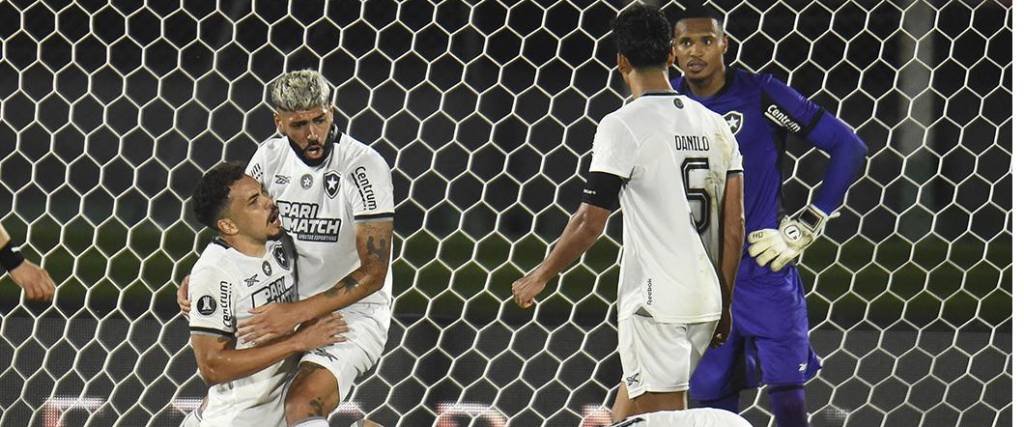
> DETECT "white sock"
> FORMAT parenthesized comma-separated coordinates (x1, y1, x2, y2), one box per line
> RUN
(292, 417, 329, 427)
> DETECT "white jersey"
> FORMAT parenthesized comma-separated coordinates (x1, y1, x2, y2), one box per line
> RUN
(612, 408, 754, 427)
(246, 131, 395, 308)
(590, 93, 741, 323)
(187, 237, 300, 426)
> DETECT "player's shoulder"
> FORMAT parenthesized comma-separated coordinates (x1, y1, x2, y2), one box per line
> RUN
(193, 238, 236, 277)
(255, 135, 291, 154)
(332, 133, 390, 171)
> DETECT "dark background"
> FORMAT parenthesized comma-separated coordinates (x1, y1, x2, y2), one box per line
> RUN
(0, 0, 1011, 426)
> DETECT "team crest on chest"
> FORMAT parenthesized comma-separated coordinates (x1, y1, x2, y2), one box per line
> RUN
(300, 174, 314, 189)
(723, 111, 744, 135)
(272, 243, 290, 270)
(323, 170, 342, 199)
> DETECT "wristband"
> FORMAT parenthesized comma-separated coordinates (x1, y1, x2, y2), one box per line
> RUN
(0, 241, 26, 272)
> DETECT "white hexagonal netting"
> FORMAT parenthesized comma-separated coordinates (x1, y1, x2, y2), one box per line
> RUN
(0, 0, 1010, 426)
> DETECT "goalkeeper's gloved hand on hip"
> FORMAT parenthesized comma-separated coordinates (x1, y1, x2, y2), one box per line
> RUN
(747, 205, 836, 272)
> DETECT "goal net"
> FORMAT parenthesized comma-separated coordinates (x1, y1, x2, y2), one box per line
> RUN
(0, 0, 1010, 426)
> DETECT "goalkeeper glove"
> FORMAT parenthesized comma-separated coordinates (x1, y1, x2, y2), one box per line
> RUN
(747, 205, 836, 272)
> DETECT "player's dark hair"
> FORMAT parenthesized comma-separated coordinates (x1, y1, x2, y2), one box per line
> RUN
(192, 161, 247, 230)
(612, 3, 672, 69)
(676, 2, 725, 33)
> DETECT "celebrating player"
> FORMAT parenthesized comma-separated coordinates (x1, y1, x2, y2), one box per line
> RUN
(179, 70, 395, 427)
(0, 223, 56, 301)
(512, 4, 743, 419)
(670, 4, 868, 426)
(183, 162, 348, 426)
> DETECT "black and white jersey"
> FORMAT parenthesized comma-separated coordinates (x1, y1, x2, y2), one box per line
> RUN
(591, 93, 741, 323)
(247, 132, 394, 307)
(187, 236, 299, 422)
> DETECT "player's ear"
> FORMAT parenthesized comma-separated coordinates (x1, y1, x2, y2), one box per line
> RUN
(616, 53, 630, 75)
(273, 111, 285, 134)
(216, 217, 238, 236)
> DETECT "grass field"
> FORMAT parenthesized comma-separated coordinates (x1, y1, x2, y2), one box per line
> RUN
(1, 212, 1009, 334)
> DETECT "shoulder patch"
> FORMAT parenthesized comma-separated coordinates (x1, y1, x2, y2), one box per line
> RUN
(196, 295, 217, 316)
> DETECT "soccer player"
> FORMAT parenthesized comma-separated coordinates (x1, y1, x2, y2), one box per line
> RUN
(0, 223, 56, 301)
(670, 4, 868, 426)
(610, 407, 753, 427)
(512, 4, 743, 418)
(179, 70, 395, 427)
(185, 162, 348, 426)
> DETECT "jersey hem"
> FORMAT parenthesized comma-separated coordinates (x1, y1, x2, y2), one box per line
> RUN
(190, 326, 234, 337)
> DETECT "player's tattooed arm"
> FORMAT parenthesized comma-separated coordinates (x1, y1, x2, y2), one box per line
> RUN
(306, 220, 393, 314)
(190, 313, 346, 385)
(238, 221, 392, 344)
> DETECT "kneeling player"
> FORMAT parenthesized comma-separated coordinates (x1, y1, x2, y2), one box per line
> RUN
(183, 162, 347, 426)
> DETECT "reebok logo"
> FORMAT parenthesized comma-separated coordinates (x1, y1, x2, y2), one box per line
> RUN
(274, 175, 290, 185)
(626, 373, 640, 386)
(645, 279, 653, 305)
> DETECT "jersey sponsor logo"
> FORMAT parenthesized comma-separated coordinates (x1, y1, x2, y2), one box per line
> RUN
(242, 274, 259, 288)
(248, 163, 263, 180)
(219, 281, 233, 329)
(764, 104, 802, 134)
(723, 111, 744, 134)
(196, 295, 217, 316)
(272, 244, 290, 270)
(274, 174, 291, 185)
(251, 276, 296, 307)
(262, 261, 272, 276)
(278, 201, 342, 242)
(300, 174, 314, 189)
(674, 135, 710, 151)
(324, 170, 342, 199)
(350, 166, 378, 210)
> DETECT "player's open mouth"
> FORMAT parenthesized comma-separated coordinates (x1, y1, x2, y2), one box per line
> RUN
(269, 209, 280, 226)
(686, 60, 707, 73)
(306, 145, 322, 155)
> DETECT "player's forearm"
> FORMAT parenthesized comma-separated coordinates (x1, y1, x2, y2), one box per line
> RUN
(719, 176, 744, 306)
(194, 336, 302, 385)
(807, 113, 868, 213)
(534, 206, 606, 282)
(0, 225, 10, 248)
(299, 264, 387, 320)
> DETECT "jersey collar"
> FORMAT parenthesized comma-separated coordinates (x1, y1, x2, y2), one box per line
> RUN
(287, 123, 341, 168)
(680, 67, 736, 100)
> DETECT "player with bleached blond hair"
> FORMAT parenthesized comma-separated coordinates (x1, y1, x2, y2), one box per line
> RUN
(180, 70, 394, 427)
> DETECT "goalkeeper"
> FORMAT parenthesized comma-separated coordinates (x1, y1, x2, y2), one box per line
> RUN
(670, 4, 867, 426)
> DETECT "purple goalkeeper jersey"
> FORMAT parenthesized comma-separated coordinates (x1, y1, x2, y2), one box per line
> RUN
(671, 68, 867, 281)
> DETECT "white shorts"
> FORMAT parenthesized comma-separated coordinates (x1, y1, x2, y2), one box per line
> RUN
(300, 304, 390, 400)
(618, 315, 716, 399)
(612, 409, 753, 427)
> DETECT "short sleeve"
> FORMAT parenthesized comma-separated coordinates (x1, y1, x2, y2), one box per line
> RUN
(760, 74, 824, 138)
(718, 116, 743, 174)
(344, 151, 395, 222)
(188, 265, 235, 337)
(589, 115, 638, 179)
(246, 144, 269, 188)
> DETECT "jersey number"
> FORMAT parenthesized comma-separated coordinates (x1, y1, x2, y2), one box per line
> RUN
(681, 158, 710, 233)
